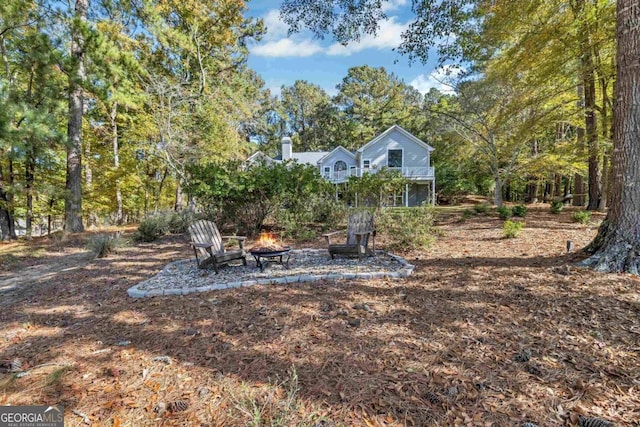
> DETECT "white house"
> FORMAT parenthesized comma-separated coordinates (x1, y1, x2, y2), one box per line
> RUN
(247, 125, 435, 207)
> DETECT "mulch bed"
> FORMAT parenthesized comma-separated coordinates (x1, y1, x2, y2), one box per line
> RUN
(1, 206, 639, 426)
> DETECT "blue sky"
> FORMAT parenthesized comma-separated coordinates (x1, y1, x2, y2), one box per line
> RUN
(245, 0, 455, 97)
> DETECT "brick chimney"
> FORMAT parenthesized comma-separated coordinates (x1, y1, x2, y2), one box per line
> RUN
(281, 136, 292, 160)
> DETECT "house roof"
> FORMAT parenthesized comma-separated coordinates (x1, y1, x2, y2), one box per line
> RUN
(317, 146, 355, 164)
(291, 151, 329, 165)
(246, 151, 275, 163)
(356, 124, 434, 153)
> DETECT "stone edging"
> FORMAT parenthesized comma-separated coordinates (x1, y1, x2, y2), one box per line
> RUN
(127, 249, 415, 298)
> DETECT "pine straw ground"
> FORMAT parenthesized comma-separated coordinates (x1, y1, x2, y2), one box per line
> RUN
(1, 206, 639, 427)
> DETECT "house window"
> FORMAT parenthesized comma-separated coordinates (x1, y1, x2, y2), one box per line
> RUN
(388, 149, 402, 168)
(323, 166, 331, 178)
(363, 159, 371, 170)
(334, 160, 347, 172)
(350, 166, 357, 176)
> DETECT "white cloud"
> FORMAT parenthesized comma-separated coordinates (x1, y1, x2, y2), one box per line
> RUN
(252, 9, 409, 59)
(381, 0, 408, 12)
(326, 17, 408, 56)
(261, 9, 289, 41)
(251, 38, 324, 58)
(410, 65, 464, 95)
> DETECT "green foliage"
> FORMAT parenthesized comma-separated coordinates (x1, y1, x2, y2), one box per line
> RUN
(279, 81, 333, 151)
(187, 161, 332, 236)
(346, 168, 407, 209)
(497, 205, 512, 219)
(134, 210, 194, 242)
(311, 197, 348, 231)
(473, 202, 490, 214)
(134, 216, 166, 242)
(333, 66, 423, 148)
(550, 200, 564, 214)
(503, 220, 524, 238)
(572, 210, 591, 224)
(377, 204, 437, 251)
(87, 233, 128, 258)
(460, 208, 475, 221)
(511, 204, 528, 217)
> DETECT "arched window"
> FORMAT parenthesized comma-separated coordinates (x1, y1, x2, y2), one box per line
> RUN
(334, 160, 347, 172)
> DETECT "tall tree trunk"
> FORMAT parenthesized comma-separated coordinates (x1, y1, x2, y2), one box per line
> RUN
(65, 0, 88, 233)
(154, 167, 168, 212)
(0, 165, 15, 241)
(574, 0, 602, 211)
(493, 176, 503, 207)
(526, 178, 539, 203)
(584, 66, 602, 210)
(574, 87, 587, 207)
(583, 0, 640, 273)
(174, 182, 183, 211)
(25, 144, 35, 239)
(564, 176, 572, 197)
(554, 174, 563, 198)
(111, 102, 123, 224)
(47, 197, 55, 235)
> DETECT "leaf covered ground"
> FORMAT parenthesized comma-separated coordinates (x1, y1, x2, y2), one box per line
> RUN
(1, 206, 639, 426)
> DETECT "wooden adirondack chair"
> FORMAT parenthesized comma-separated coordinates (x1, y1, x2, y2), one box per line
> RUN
(188, 220, 247, 273)
(323, 210, 376, 260)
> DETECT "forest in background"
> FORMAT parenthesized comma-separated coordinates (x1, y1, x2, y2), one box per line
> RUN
(0, 0, 616, 239)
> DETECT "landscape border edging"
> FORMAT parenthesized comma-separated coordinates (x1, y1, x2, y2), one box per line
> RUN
(127, 250, 415, 298)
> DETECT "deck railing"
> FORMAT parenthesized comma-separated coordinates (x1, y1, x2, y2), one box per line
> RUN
(324, 166, 435, 183)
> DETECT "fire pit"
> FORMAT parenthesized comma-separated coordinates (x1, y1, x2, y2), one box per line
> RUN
(249, 233, 291, 272)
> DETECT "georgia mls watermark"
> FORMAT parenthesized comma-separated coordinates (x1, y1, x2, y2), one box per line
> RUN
(0, 405, 64, 427)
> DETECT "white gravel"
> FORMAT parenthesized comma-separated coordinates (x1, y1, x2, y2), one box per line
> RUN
(127, 249, 414, 298)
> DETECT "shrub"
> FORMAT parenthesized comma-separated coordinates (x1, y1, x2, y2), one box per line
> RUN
(460, 208, 475, 221)
(497, 206, 512, 219)
(275, 209, 316, 241)
(377, 204, 437, 251)
(134, 216, 166, 242)
(187, 161, 332, 236)
(165, 210, 194, 234)
(311, 197, 347, 231)
(572, 210, 591, 224)
(87, 233, 127, 258)
(512, 204, 528, 217)
(473, 202, 490, 214)
(134, 210, 195, 242)
(550, 200, 564, 214)
(503, 220, 524, 238)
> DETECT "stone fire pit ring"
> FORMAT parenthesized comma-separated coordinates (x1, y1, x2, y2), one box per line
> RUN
(127, 248, 414, 298)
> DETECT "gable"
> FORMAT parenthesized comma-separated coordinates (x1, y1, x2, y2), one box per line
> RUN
(357, 125, 434, 153)
(318, 146, 356, 166)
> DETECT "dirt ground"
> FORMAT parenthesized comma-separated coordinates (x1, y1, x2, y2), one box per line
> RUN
(1, 206, 639, 426)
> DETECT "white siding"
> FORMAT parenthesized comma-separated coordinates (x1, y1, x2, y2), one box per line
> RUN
(360, 129, 430, 169)
(319, 150, 357, 170)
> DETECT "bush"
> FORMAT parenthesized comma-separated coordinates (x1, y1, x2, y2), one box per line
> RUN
(512, 204, 528, 217)
(377, 204, 437, 251)
(165, 210, 194, 234)
(134, 215, 167, 242)
(275, 209, 316, 241)
(311, 197, 347, 231)
(473, 202, 490, 214)
(87, 233, 127, 258)
(503, 220, 524, 238)
(550, 200, 564, 214)
(187, 161, 332, 236)
(134, 210, 194, 242)
(572, 210, 591, 224)
(460, 208, 475, 221)
(497, 206, 512, 219)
